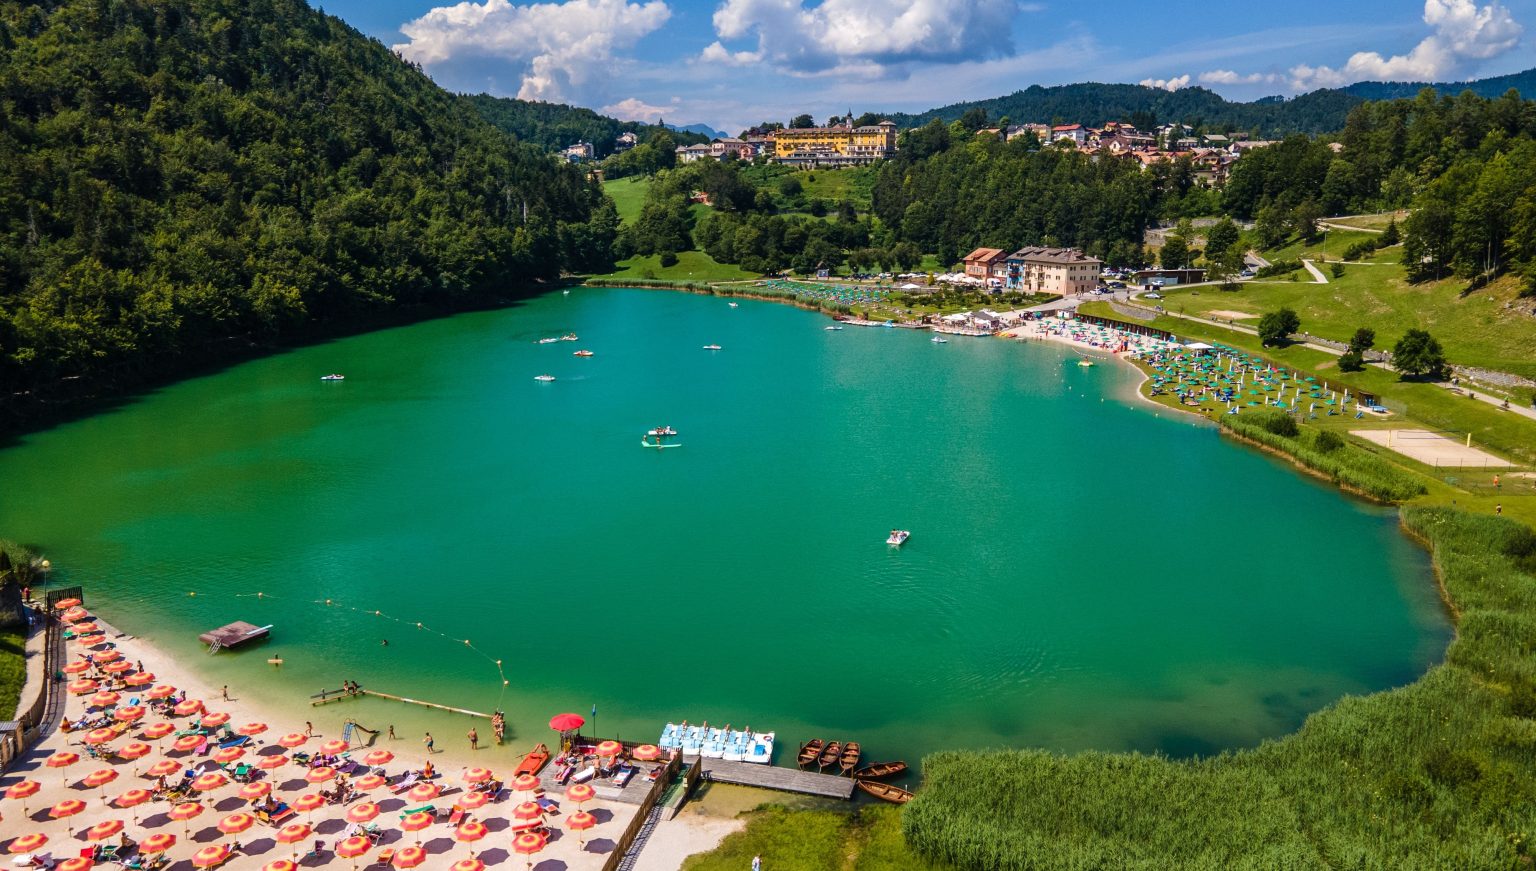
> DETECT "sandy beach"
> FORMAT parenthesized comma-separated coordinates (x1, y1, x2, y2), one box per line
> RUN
(0, 603, 755, 870)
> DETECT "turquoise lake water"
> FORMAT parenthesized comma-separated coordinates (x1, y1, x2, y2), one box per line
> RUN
(0, 287, 1450, 772)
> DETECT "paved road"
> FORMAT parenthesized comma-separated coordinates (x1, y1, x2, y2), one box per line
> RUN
(1301, 259, 1328, 284)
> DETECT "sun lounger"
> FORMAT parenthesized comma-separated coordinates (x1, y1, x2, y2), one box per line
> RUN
(399, 805, 435, 819)
(447, 806, 465, 825)
(218, 735, 250, 749)
(572, 766, 595, 784)
(256, 803, 295, 826)
(610, 766, 635, 788)
(390, 773, 419, 794)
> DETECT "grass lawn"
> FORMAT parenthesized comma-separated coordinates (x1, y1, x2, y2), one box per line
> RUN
(792, 167, 878, 210)
(1262, 228, 1399, 264)
(1326, 210, 1408, 231)
(682, 805, 934, 871)
(0, 627, 26, 718)
(1153, 267, 1536, 380)
(1080, 300, 1536, 469)
(595, 249, 760, 283)
(602, 176, 651, 225)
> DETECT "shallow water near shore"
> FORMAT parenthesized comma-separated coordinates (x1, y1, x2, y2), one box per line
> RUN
(0, 287, 1448, 777)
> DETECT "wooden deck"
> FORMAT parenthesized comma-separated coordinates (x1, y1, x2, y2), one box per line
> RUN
(197, 621, 271, 649)
(698, 757, 856, 800)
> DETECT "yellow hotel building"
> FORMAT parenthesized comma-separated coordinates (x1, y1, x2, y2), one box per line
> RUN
(773, 121, 897, 166)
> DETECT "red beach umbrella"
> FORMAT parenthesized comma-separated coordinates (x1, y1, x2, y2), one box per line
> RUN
(85, 819, 125, 841)
(548, 713, 584, 732)
(173, 699, 204, 717)
(67, 679, 99, 695)
(512, 831, 547, 867)
(145, 685, 177, 701)
(567, 809, 597, 842)
(62, 661, 91, 675)
(169, 801, 204, 829)
(354, 773, 386, 791)
(632, 744, 662, 761)
(7, 833, 47, 854)
(192, 772, 228, 792)
(57, 858, 92, 871)
(511, 800, 543, 822)
(113, 705, 146, 723)
(49, 798, 87, 820)
(450, 861, 484, 871)
(345, 802, 379, 824)
(264, 862, 298, 871)
(89, 691, 121, 708)
(218, 812, 256, 836)
(293, 793, 325, 813)
(82, 768, 118, 796)
(172, 735, 204, 753)
(46, 751, 80, 783)
(101, 661, 133, 675)
(201, 712, 231, 728)
(400, 810, 434, 841)
(319, 739, 348, 755)
(454, 821, 488, 853)
(258, 754, 289, 771)
(139, 833, 176, 854)
(565, 783, 594, 805)
(406, 783, 439, 803)
(461, 767, 492, 785)
(91, 650, 121, 663)
(114, 788, 152, 822)
(212, 746, 244, 765)
(83, 728, 118, 745)
(594, 740, 622, 758)
(238, 782, 271, 801)
(192, 843, 232, 868)
(125, 672, 155, 687)
(511, 773, 540, 793)
(392, 845, 428, 869)
(456, 791, 488, 811)
(54, 598, 82, 610)
(5, 779, 41, 815)
(362, 749, 394, 766)
(141, 721, 175, 741)
(62, 607, 89, 622)
(275, 822, 311, 846)
(304, 766, 335, 784)
(237, 722, 268, 737)
(117, 742, 152, 760)
(277, 733, 307, 749)
(335, 835, 371, 867)
(146, 760, 180, 778)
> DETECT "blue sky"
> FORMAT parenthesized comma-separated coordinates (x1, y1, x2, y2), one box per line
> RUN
(316, 0, 1536, 133)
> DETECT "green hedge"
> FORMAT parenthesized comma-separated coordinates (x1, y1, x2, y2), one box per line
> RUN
(1219, 413, 1427, 502)
(903, 507, 1536, 870)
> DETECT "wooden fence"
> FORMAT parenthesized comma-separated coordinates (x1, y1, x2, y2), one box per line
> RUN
(1, 608, 61, 773)
(602, 752, 683, 871)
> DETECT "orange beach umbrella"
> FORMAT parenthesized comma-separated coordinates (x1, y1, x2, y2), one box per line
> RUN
(145, 686, 177, 701)
(304, 766, 335, 784)
(141, 721, 176, 741)
(192, 844, 231, 868)
(400, 811, 433, 843)
(392, 845, 428, 869)
(218, 812, 256, 836)
(113, 705, 146, 723)
(567, 809, 597, 845)
(192, 772, 228, 792)
(67, 679, 99, 695)
(212, 746, 244, 764)
(54, 598, 82, 610)
(91, 650, 121, 663)
(49, 798, 87, 820)
(82, 728, 118, 745)
(238, 782, 271, 801)
(406, 783, 439, 803)
(512, 831, 548, 867)
(145, 759, 179, 778)
(89, 691, 121, 708)
(345, 802, 379, 824)
(117, 742, 152, 760)
(7, 833, 47, 854)
(594, 740, 622, 758)
(462, 767, 492, 785)
(511, 773, 540, 793)
(173, 699, 204, 717)
(201, 712, 230, 728)
(450, 861, 484, 871)
(101, 661, 133, 675)
(85, 819, 125, 841)
(237, 722, 268, 737)
(62, 661, 90, 675)
(258, 754, 289, 770)
(353, 773, 386, 791)
(361, 749, 393, 767)
(277, 733, 307, 749)
(125, 671, 155, 687)
(456, 791, 488, 810)
(319, 739, 348, 755)
(632, 744, 662, 761)
(264, 862, 298, 871)
(5, 779, 40, 814)
(565, 783, 594, 804)
(57, 858, 92, 871)
(140, 832, 176, 854)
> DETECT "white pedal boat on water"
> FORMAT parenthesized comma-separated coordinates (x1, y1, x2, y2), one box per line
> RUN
(320, 374, 345, 381)
(931, 336, 948, 344)
(646, 426, 677, 437)
(703, 344, 722, 351)
(887, 529, 910, 546)
(534, 374, 556, 382)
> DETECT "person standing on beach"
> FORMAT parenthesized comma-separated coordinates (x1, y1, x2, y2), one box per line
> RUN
(305, 721, 313, 737)
(424, 732, 435, 754)
(468, 727, 478, 751)
(221, 685, 229, 701)
(388, 726, 395, 740)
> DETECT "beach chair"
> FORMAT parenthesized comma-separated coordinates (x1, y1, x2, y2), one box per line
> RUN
(399, 804, 435, 819)
(447, 805, 465, 825)
(389, 772, 419, 794)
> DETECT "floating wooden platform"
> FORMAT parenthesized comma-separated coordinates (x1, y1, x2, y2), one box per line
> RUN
(198, 621, 271, 650)
(307, 688, 489, 718)
(698, 757, 856, 800)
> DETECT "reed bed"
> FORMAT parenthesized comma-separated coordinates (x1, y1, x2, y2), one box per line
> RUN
(903, 507, 1536, 869)
(1219, 412, 1428, 502)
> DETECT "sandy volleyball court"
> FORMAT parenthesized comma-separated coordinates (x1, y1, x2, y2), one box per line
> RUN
(1351, 429, 1513, 468)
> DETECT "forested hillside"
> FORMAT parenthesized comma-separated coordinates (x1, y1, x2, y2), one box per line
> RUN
(887, 83, 1365, 136)
(1343, 66, 1536, 101)
(463, 93, 705, 156)
(0, 0, 610, 428)
(1220, 89, 1536, 289)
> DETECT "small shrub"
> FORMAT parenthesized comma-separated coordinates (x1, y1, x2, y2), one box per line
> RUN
(658, 251, 679, 268)
(1314, 430, 1345, 452)
(1339, 350, 1365, 371)
(1330, 262, 1346, 278)
(1260, 413, 1299, 437)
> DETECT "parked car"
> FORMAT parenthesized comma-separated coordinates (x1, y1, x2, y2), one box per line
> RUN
(1144, 292, 1162, 299)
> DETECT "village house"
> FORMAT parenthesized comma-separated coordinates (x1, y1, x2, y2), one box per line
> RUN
(562, 141, 594, 163)
(710, 137, 756, 160)
(675, 143, 712, 163)
(615, 132, 638, 151)
(1051, 124, 1087, 145)
(962, 247, 1008, 281)
(774, 119, 898, 167)
(1005, 246, 1102, 295)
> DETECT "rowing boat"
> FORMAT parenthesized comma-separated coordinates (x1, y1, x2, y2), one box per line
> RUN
(853, 761, 907, 780)
(514, 742, 549, 777)
(796, 739, 824, 769)
(817, 741, 841, 771)
(856, 779, 912, 803)
(839, 742, 861, 775)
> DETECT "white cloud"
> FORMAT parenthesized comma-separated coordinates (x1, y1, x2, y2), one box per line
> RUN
(703, 0, 1021, 74)
(599, 97, 677, 122)
(1199, 69, 1282, 86)
(394, 0, 671, 102)
(1289, 0, 1522, 89)
(1139, 74, 1191, 91)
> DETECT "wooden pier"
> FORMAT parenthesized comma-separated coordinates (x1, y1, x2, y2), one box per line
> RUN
(308, 688, 490, 719)
(698, 757, 856, 800)
(198, 621, 271, 652)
